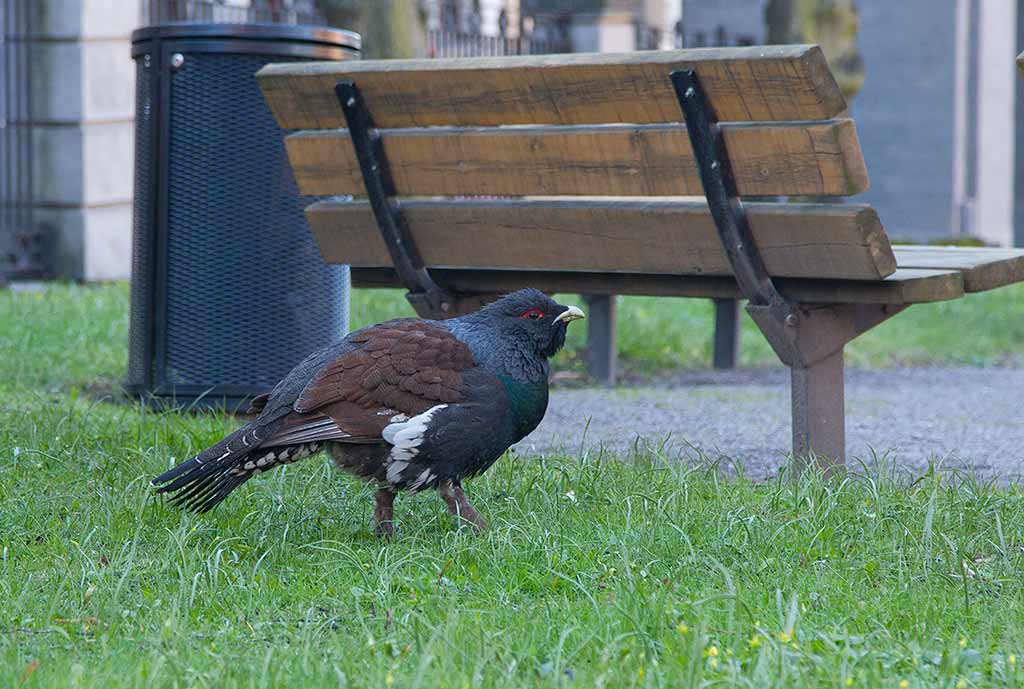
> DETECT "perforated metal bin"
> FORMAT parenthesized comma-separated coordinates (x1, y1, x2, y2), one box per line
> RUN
(127, 23, 360, 410)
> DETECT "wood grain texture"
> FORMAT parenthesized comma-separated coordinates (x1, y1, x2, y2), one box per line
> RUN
(257, 45, 847, 129)
(894, 246, 1024, 292)
(350, 267, 964, 305)
(286, 120, 868, 198)
(305, 198, 896, 280)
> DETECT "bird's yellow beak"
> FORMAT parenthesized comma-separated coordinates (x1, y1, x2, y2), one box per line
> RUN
(554, 305, 585, 325)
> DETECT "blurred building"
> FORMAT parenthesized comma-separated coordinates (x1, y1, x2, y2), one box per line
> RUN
(0, 0, 321, 283)
(422, 0, 682, 53)
(683, 0, 1021, 246)
(5, 0, 1024, 283)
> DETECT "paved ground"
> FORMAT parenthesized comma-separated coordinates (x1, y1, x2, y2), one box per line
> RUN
(519, 367, 1024, 481)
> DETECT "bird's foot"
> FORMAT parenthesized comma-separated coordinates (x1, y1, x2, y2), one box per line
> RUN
(373, 488, 397, 539)
(439, 480, 487, 534)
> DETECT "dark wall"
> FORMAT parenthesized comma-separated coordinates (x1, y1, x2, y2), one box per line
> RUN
(853, 0, 956, 241)
(683, 0, 958, 242)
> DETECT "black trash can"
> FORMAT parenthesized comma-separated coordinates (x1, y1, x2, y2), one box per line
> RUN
(127, 23, 360, 410)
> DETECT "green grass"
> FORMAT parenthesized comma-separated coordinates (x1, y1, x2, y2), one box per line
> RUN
(4, 282, 1024, 687)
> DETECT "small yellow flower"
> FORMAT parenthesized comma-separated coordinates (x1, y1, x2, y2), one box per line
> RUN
(899, 680, 908, 689)
(385, 672, 394, 687)
(707, 646, 719, 657)
(709, 658, 718, 670)
(638, 667, 645, 679)
(749, 635, 761, 649)
(1011, 654, 1018, 666)
(956, 680, 967, 689)
(959, 637, 967, 648)
(676, 623, 689, 634)
(777, 631, 791, 643)
(845, 678, 853, 687)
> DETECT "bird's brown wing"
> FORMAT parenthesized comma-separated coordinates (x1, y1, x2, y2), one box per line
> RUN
(261, 320, 475, 447)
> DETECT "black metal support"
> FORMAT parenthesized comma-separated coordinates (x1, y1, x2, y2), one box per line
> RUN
(671, 69, 805, 366)
(672, 67, 870, 472)
(335, 81, 453, 317)
(671, 70, 789, 309)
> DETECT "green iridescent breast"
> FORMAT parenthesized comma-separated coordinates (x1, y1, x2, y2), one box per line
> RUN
(499, 375, 550, 440)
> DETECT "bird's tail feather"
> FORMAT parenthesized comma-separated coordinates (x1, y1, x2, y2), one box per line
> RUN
(152, 424, 265, 513)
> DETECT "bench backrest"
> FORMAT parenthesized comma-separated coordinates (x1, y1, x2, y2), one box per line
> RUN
(257, 46, 896, 282)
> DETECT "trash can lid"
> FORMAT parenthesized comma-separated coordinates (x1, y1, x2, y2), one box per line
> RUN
(132, 22, 360, 52)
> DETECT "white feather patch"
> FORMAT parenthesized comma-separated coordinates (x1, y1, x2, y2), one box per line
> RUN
(410, 468, 434, 490)
(381, 405, 447, 481)
(386, 460, 409, 483)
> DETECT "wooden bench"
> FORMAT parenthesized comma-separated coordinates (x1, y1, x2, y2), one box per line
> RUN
(256, 46, 1024, 472)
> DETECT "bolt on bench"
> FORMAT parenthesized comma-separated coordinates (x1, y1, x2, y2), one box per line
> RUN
(257, 46, 1024, 471)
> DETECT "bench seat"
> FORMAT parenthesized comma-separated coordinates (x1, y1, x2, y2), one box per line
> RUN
(893, 246, 1024, 292)
(350, 246, 1024, 306)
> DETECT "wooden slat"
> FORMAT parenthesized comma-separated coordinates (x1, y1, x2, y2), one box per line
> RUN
(306, 198, 896, 280)
(257, 45, 847, 129)
(350, 268, 964, 305)
(287, 120, 868, 198)
(894, 245, 1024, 292)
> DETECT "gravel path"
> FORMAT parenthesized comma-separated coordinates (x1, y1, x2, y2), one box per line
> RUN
(518, 367, 1024, 480)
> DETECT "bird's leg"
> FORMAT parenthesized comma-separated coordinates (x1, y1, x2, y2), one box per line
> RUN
(373, 488, 396, 537)
(438, 480, 487, 533)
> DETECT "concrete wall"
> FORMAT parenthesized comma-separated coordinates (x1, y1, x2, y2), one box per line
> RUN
(32, 0, 136, 280)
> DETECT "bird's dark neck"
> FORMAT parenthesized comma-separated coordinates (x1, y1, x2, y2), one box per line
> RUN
(445, 316, 550, 439)
(445, 317, 549, 383)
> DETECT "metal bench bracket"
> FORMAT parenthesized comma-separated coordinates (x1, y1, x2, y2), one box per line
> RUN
(335, 81, 453, 317)
(671, 69, 807, 365)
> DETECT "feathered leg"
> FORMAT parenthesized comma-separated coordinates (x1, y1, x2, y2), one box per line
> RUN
(438, 480, 486, 533)
(373, 488, 396, 537)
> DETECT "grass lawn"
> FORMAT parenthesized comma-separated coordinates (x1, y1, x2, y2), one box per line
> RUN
(3, 282, 1024, 687)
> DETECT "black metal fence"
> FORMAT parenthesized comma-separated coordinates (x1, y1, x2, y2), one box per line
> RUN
(0, 0, 41, 281)
(143, 0, 325, 26)
(427, 30, 564, 58)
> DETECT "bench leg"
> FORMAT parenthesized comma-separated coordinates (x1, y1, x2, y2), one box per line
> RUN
(790, 348, 845, 474)
(747, 303, 906, 476)
(583, 294, 616, 384)
(712, 298, 741, 369)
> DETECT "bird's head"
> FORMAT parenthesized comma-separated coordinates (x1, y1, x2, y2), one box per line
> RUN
(475, 288, 585, 359)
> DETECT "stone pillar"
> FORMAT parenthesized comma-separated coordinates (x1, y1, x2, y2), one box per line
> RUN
(975, 0, 1017, 247)
(568, 12, 638, 53)
(31, 0, 137, 280)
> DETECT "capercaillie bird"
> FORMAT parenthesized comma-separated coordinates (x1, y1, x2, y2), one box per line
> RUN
(151, 289, 584, 534)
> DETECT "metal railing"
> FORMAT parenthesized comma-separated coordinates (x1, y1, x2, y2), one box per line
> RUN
(0, 0, 40, 281)
(143, 0, 325, 26)
(427, 30, 565, 58)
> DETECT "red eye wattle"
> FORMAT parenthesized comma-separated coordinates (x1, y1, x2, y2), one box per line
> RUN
(521, 308, 545, 320)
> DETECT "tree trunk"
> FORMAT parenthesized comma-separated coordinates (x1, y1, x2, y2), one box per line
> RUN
(765, 0, 864, 100)
(319, 0, 427, 59)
